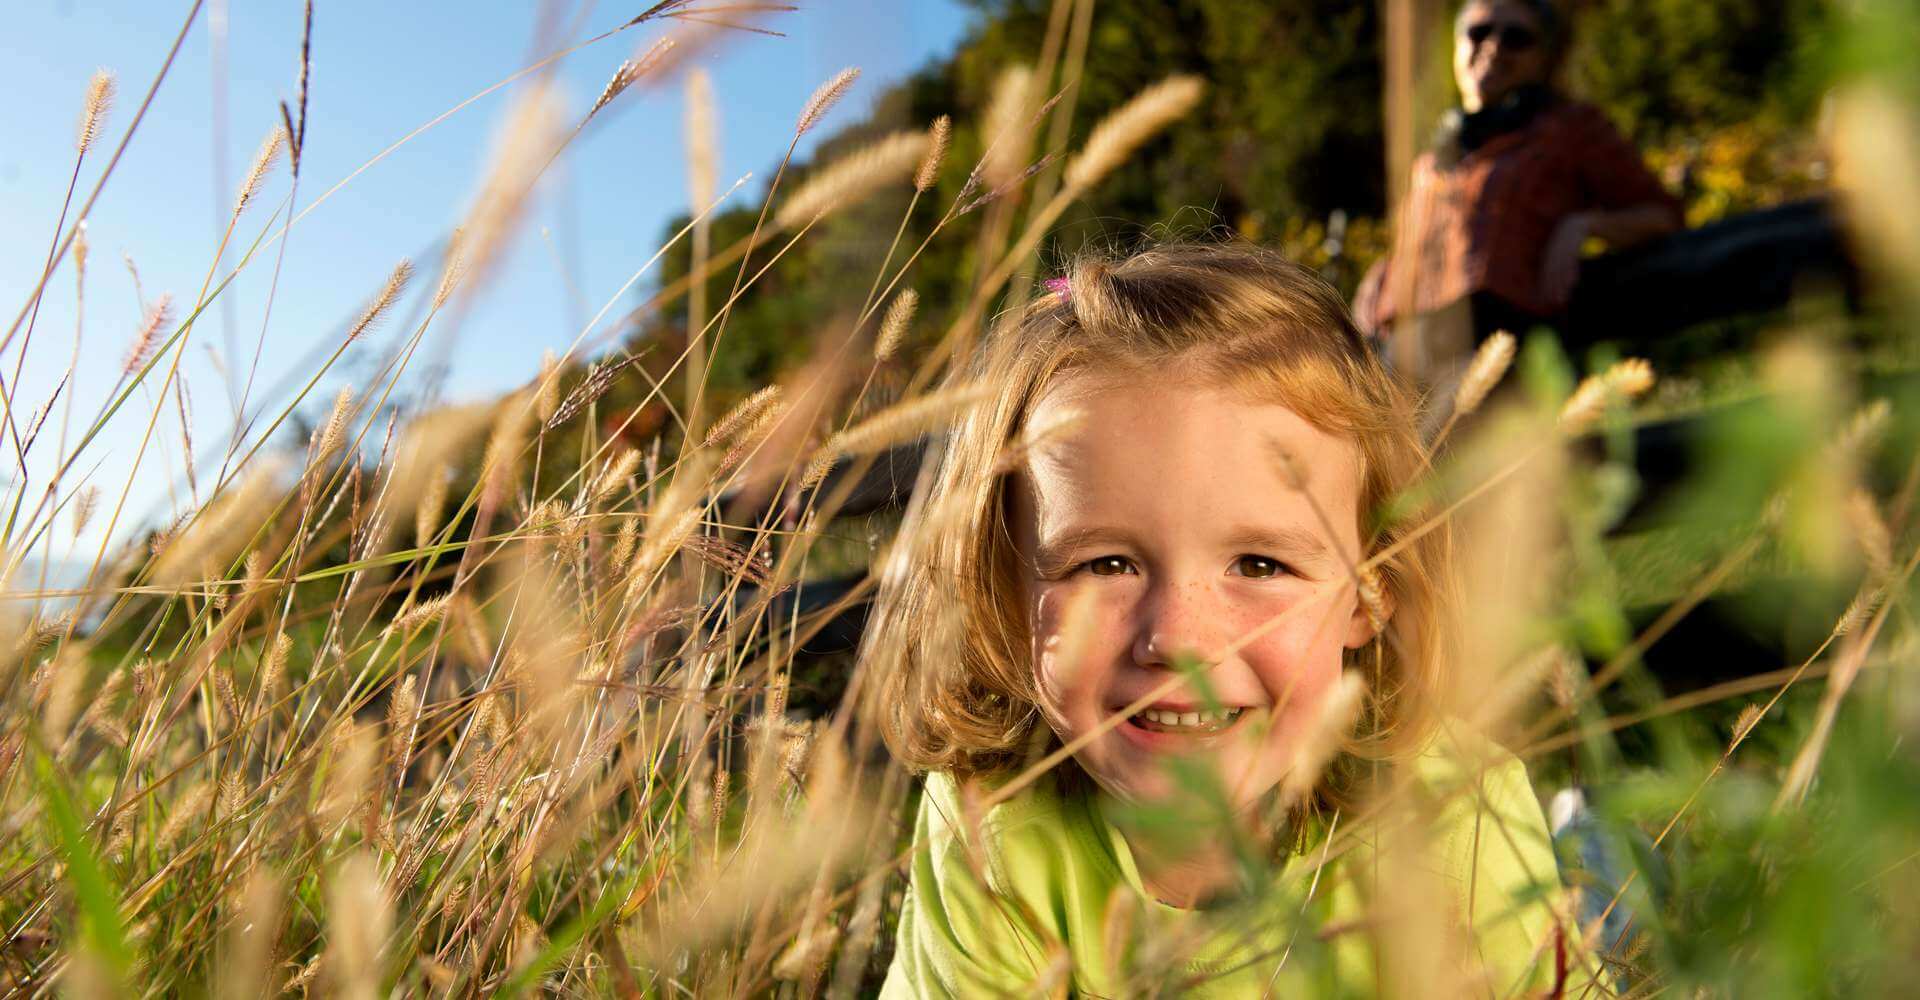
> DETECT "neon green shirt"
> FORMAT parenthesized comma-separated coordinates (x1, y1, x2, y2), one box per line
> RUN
(882, 729, 1585, 997)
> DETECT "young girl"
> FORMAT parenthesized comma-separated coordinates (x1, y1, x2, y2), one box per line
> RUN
(866, 243, 1583, 997)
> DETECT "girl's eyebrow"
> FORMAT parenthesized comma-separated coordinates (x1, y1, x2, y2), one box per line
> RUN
(1031, 525, 1138, 569)
(1222, 525, 1331, 560)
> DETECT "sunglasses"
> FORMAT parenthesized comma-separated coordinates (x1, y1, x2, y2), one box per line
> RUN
(1462, 21, 1539, 50)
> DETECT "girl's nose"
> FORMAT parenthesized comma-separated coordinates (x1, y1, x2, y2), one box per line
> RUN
(1130, 580, 1226, 669)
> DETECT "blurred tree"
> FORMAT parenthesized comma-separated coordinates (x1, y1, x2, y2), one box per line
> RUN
(1569, 0, 1833, 144)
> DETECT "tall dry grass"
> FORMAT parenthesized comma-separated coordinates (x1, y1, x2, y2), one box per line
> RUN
(3, 0, 1919, 997)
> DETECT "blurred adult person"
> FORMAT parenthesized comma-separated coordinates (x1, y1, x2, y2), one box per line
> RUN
(1353, 0, 1681, 381)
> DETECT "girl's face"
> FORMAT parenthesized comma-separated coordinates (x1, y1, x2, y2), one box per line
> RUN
(1012, 370, 1380, 814)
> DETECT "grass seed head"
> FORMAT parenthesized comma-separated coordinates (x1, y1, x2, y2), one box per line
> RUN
(219, 773, 246, 818)
(123, 293, 175, 375)
(77, 68, 115, 154)
(71, 485, 100, 537)
(40, 648, 88, 742)
(153, 460, 287, 587)
(875, 288, 918, 363)
(536, 347, 562, 422)
(1836, 585, 1883, 637)
(433, 227, 467, 310)
(387, 674, 420, 784)
(1066, 75, 1205, 191)
(415, 469, 449, 547)
(1829, 398, 1891, 470)
(1559, 358, 1655, 432)
(982, 65, 1036, 188)
(796, 66, 859, 137)
(263, 633, 291, 694)
(610, 517, 640, 571)
(703, 385, 783, 448)
(17, 613, 72, 663)
(773, 921, 840, 982)
(161, 782, 214, 847)
(1731, 703, 1765, 749)
(713, 396, 791, 477)
(592, 34, 684, 120)
(1356, 564, 1389, 633)
(388, 594, 452, 636)
(685, 534, 773, 586)
(548, 355, 638, 430)
(243, 550, 270, 590)
(214, 666, 242, 723)
(774, 130, 929, 231)
(1846, 488, 1893, 577)
(629, 504, 703, 591)
(591, 448, 644, 505)
(1547, 653, 1583, 709)
(325, 854, 390, 996)
(311, 386, 353, 459)
(224, 868, 282, 1000)
(803, 383, 991, 490)
(594, 60, 641, 119)
(459, 84, 565, 294)
(916, 114, 952, 192)
(1453, 330, 1516, 417)
(482, 390, 537, 512)
(345, 259, 413, 343)
(233, 124, 287, 216)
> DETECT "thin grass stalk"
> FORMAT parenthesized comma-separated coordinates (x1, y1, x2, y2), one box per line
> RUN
(228, 22, 313, 479)
(685, 67, 716, 438)
(0, 0, 206, 362)
(1776, 538, 1918, 809)
(692, 66, 858, 433)
(5, 70, 116, 460)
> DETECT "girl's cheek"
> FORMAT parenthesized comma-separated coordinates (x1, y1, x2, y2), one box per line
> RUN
(1030, 582, 1126, 723)
(1238, 585, 1351, 703)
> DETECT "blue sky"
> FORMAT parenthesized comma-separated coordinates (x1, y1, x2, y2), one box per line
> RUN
(1, 0, 975, 563)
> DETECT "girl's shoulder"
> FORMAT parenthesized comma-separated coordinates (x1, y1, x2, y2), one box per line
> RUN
(1401, 723, 1571, 990)
(1410, 722, 1541, 802)
(919, 768, 1068, 827)
(887, 770, 1121, 996)
(916, 769, 1113, 890)
(1406, 722, 1554, 864)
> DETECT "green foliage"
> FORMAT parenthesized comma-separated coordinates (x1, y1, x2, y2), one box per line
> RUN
(1570, 0, 1834, 143)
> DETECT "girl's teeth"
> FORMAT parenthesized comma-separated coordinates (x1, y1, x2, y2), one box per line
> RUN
(1135, 707, 1242, 730)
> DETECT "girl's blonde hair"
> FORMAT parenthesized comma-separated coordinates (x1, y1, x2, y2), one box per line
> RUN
(862, 241, 1454, 807)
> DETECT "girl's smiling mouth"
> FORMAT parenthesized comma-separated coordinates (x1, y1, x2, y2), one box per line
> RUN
(1116, 703, 1253, 749)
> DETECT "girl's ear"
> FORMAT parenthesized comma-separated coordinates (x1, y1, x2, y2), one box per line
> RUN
(1342, 571, 1394, 650)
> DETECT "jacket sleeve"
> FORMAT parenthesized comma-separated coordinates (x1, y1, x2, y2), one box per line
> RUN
(880, 773, 1050, 999)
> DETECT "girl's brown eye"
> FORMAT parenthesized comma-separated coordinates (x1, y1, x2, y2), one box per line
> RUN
(1087, 556, 1135, 577)
(1235, 555, 1283, 579)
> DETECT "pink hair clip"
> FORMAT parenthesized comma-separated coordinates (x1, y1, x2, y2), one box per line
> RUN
(1042, 276, 1070, 303)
